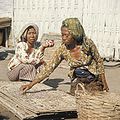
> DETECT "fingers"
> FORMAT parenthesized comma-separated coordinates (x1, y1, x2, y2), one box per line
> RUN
(20, 85, 30, 94)
(46, 40, 54, 47)
(22, 86, 29, 94)
(43, 40, 54, 48)
(20, 85, 26, 91)
(103, 90, 108, 92)
(103, 87, 109, 92)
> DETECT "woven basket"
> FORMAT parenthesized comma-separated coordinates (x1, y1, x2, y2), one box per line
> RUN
(75, 83, 120, 120)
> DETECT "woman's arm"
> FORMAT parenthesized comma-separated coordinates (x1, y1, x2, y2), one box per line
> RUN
(20, 45, 63, 93)
(34, 40, 54, 64)
(98, 73, 109, 91)
(89, 39, 109, 91)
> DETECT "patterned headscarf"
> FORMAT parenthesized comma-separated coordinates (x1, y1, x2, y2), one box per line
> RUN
(17, 23, 39, 42)
(62, 18, 85, 41)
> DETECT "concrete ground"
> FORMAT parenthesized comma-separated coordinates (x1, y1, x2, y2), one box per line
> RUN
(0, 59, 120, 120)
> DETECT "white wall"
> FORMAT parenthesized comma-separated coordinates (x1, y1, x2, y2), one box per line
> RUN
(82, 0, 120, 60)
(13, 0, 120, 60)
(13, 0, 83, 43)
(0, 0, 13, 17)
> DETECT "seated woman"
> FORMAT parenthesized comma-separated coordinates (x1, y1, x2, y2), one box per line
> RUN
(8, 23, 54, 81)
(20, 18, 109, 95)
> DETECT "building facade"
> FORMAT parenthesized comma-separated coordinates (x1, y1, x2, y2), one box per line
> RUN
(2, 0, 120, 60)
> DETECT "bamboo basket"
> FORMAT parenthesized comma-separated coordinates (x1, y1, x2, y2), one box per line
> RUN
(75, 83, 120, 120)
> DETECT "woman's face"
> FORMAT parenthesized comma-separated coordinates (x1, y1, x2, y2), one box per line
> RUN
(26, 27, 37, 44)
(61, 27, 74, 45)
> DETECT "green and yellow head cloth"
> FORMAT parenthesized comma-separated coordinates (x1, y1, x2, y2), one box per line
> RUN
(62, 18, 85, 40)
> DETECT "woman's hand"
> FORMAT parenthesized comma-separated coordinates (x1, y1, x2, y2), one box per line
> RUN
(103, 85, 109, 92)
(40, 40, 54, 53)
(20, 83, 32, 94)
(20, 79, 39, 94)
(102, 79, 109, 92)
(42, 40, 54, 49)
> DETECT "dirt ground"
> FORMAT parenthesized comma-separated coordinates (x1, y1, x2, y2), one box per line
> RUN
(0, 59, 120, 120)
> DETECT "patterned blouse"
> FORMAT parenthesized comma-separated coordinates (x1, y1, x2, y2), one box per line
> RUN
(35, 37, 105, 82)
(8, 42, 44, 70)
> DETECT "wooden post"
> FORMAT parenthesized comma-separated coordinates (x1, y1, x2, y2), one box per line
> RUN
(5, 27, 8, 48)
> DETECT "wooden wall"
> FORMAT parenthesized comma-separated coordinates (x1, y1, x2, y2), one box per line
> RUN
(0, 0, 13, 17)
(13, 0, 120, 60)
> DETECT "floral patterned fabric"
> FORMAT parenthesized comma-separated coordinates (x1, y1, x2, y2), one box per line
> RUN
(8, 42, 44, 70)
(8, 23, 44, 70)
(35, 37, 105, 81)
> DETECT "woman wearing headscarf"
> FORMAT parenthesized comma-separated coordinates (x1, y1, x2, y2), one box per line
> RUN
(8, 23, 54, 81)
(20, 18, 109, 95)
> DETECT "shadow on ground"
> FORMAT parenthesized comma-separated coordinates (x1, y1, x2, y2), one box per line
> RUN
(43, 78, 64, 89)
(0, 116, 9, 120)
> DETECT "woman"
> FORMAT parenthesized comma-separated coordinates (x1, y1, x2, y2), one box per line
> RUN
(8, 23, 54, 81)
(20, 18, 109, 95)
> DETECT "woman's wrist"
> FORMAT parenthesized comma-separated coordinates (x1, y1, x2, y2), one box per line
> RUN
(99, 73, 109, 91)
(40, 45, 46, 52)
(29, 79, 39, 87)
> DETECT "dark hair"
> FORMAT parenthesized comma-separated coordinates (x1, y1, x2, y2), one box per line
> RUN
(20, 26, 35, 42)
(74, 34, 84, 45)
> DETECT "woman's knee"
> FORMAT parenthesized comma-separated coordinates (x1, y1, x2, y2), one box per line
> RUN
(21, 64, 36, 71)
(7, 71, 19, 81)
(8, 73, 18, 81)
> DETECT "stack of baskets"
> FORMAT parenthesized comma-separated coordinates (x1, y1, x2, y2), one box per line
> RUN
(75, 83, 120, 120)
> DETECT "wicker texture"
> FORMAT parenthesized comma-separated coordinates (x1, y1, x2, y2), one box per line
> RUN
(76, 83, 120, 120)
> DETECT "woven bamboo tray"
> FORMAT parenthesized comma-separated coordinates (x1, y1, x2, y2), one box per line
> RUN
(75, 83, 120, 120)
(0, 81, 76, 120)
